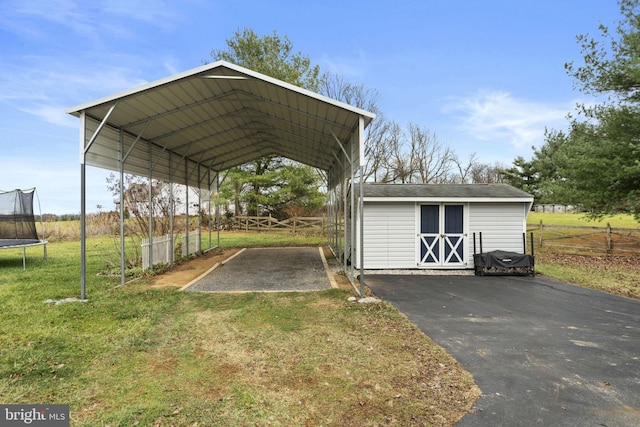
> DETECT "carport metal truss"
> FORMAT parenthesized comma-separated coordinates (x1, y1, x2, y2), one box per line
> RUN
(66, 61, 376, 299)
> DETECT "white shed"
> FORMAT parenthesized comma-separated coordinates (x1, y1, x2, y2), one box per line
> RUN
(355, 183, 534, 270)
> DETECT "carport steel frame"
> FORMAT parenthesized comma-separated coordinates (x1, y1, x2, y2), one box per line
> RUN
(67, 61, 375, 299)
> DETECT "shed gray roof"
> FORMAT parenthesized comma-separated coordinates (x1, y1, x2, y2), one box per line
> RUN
(362, 183, 533, 200)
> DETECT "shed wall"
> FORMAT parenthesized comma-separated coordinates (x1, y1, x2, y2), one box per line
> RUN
(361, 202, 416, 269)
(467, 203, 527, 255)
(359, 201, 529, 270)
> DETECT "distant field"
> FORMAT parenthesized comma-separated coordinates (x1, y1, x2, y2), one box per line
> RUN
(527, 212, 640, 228)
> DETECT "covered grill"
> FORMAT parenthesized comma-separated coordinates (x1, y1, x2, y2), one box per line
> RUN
(473, 232, 535, 276)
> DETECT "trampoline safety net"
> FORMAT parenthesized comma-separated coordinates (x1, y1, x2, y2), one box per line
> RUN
(0, 188, 40, 245)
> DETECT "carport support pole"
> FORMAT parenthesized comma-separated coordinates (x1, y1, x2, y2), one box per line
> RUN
(197, 164, 202, 253)
(80, 161, 87, 300)
(350, 143, 355, 286)
(216, 172, 221, 247)
(343, 178, 348, 275)
(197, 163, 203, 253)
(119, 129, 125, 285)
(359, 166, 365, 296)
(79, 105, 117, 300)
(169, 152, 174, 266)
(147, 143, 154, 270)
(207, 168, 212, 250)
(185, 159, 189, 257)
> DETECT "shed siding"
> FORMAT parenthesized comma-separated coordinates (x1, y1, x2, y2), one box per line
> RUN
(362, 202, 416, 269)
(467, 203, 527, 256)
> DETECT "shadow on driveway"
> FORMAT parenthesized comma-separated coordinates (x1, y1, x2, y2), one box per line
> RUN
(365, 274, 640, 426)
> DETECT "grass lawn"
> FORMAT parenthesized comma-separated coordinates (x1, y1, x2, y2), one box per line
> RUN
(0, 236, 479, 426)
(534, 251, 640, 299)
(528, 212, 640, 300)
(527, 211, 640, 228)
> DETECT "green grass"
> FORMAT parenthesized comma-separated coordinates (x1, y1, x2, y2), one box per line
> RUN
(527, 211, 640, 228)
(0, 237, 479, 426)
(526, 212, 640, 300)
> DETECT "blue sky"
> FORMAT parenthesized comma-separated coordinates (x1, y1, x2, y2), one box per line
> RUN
(0, 0, 623, 214)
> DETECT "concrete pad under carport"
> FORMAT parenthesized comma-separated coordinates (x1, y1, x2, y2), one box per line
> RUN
(364, 274, 640, 426)
(183, 247, 336, 292)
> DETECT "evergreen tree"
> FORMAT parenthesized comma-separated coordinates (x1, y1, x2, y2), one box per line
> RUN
(210, 30, 325, 218)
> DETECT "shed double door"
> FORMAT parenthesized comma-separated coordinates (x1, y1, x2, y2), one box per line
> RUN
(418, 204, 465, 267)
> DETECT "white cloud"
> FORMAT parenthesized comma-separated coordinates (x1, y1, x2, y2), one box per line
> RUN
(1, 0, 181, 40)
(163, 58, 180, 76)
(0, 57, 149, 125)
(444, 90, 572, 149)
(318, 50, 370, 79)
(19, 104, 78, 128)
(103, 0, 182, 31)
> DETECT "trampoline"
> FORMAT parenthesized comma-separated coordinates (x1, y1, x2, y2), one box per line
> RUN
(0, 188, 47, 269)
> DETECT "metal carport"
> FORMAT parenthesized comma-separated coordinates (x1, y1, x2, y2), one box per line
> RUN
(66, 60, 375, 299)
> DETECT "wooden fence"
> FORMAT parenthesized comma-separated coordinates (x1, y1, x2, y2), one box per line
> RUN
(227, 216, 326, 232)
(527, 221, 640, 255)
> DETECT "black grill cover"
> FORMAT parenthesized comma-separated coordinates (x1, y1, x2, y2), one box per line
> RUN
(474, 250, 534, 276)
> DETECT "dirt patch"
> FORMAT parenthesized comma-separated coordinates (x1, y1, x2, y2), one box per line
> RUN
(147, 248, 241, 288)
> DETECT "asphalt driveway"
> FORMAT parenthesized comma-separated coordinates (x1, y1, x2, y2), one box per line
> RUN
(365, 274, 640, 426)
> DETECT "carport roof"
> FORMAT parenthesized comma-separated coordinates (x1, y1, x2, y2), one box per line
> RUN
(66, 61, 375, 188)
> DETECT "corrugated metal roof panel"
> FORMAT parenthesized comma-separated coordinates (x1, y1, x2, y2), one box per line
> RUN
(67, 61, 375, 189)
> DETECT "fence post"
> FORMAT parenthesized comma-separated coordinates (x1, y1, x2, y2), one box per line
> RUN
(538, 220, 544, 247)
(606, 222, 612, 253)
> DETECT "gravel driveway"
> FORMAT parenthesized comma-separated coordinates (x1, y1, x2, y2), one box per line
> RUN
(184, 247, 333, 292)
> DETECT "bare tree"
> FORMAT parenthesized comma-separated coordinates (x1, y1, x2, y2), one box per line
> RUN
(321, 73, 379, 113)
(363, 115, 393, 182)
(451, 153, 479, 183)
(321, 74, 393, 182)
(322, 75, 479, 186)
(383, 122, 414, 183)
(106, 174, 178, 238)
(408, 123, 455, 183)
(469, 162, 506, 183)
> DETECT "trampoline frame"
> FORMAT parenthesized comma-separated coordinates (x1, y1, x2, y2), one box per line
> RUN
(0, 240, 48, 270)
(0, 188, 48, 270)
